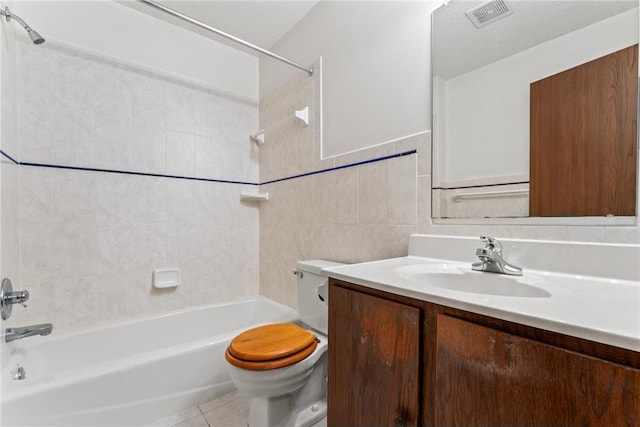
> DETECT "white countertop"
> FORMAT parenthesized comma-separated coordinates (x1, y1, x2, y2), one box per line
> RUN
(324, 255, 640, 352)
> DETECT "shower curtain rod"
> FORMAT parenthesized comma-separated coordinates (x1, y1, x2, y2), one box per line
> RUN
(138, 0, 314, 75)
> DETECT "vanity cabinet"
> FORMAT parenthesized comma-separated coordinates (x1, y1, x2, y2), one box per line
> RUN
(327, 279, 640, 427)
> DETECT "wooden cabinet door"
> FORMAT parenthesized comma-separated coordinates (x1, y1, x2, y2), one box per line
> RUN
(328, 284, 421, 427)
(436, 314, 640, 426)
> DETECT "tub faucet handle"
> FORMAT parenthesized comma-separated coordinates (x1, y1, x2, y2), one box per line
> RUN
(11, 291, 28, 308)
(1, 278, 29, 320)
(4, 289, 28, 307)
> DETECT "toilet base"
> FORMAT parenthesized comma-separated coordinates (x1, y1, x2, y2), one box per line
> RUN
(295, 399, 326, 427)
(246, 354, 328, 427)
(248, 398, 326, 427)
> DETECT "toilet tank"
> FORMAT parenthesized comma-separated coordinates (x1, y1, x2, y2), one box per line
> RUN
(296, 260, 345, 334)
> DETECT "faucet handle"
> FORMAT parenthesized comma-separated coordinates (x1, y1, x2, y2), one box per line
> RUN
(480, 236, 502, 253)
(5, 290, 29, 306)
(1, 278, 30, 320)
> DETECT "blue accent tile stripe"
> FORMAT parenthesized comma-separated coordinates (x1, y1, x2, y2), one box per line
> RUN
(2, 148, 417, 187)
(0, 149, 19, 165)
(260, 149, 417, 185)
(18, 161, 260, 185)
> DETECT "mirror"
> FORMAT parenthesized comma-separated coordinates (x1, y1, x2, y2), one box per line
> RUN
(431, 0, 639, 221)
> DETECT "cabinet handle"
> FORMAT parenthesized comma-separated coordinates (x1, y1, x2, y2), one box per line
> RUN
(393, 413, 406, 427)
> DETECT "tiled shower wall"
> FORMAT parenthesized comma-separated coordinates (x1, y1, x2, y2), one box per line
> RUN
(10, 40, 260, 332)
(258, 69, 431, 308)
(1, 14, 21, 338)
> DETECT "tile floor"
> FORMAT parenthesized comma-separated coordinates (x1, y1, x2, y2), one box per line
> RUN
(143, 389, 250, 427)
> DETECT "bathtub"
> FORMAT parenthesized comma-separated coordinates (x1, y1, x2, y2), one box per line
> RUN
(1, 296, 297, 426)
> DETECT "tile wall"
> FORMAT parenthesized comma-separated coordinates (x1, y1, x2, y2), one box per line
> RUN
(8, 40, 260, 332)
(258, 68, 431, 308)
(17, 42, 258, 182)
(258, 67, 639, 309)
(1, 15, 21, 336)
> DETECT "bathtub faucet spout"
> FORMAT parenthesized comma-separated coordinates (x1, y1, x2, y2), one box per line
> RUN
(5, 323, 53, 343)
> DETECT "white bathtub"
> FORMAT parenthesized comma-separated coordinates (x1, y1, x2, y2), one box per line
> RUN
(1, 296, 297, 426)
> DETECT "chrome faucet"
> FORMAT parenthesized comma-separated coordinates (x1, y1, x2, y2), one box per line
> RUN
(5, 323, 53, 343)
(1, 278, 29, 320)
(472, 236, 523, 276)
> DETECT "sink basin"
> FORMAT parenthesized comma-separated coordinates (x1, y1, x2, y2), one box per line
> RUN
(395, 264, 551, 298)
(425, 272, 551, 298)
(395, 263, 464, 278)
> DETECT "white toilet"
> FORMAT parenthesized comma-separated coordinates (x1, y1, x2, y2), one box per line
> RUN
(225, 260, 344, 427)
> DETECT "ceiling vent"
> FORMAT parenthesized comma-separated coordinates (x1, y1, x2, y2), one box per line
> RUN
(466, 0, 514, 28)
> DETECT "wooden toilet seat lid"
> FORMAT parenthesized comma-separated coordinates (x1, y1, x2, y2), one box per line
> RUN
(225, 340, 317, 370)
(228, 323, 316, 361)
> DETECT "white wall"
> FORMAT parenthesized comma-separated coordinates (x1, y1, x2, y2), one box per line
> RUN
(260, 1, 439, 158)
(439, 8, 638, 184)
(11, 1, 258, 101)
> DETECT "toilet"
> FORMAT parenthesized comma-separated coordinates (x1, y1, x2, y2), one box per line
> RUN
(225, 260, 344, 427)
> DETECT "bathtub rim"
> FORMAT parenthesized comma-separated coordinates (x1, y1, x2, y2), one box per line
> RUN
(3, 295, 297, 344)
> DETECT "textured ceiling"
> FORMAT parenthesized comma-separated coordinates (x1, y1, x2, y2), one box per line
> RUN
(121, 0, 319, 55)
(433, 0, 638, 79)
